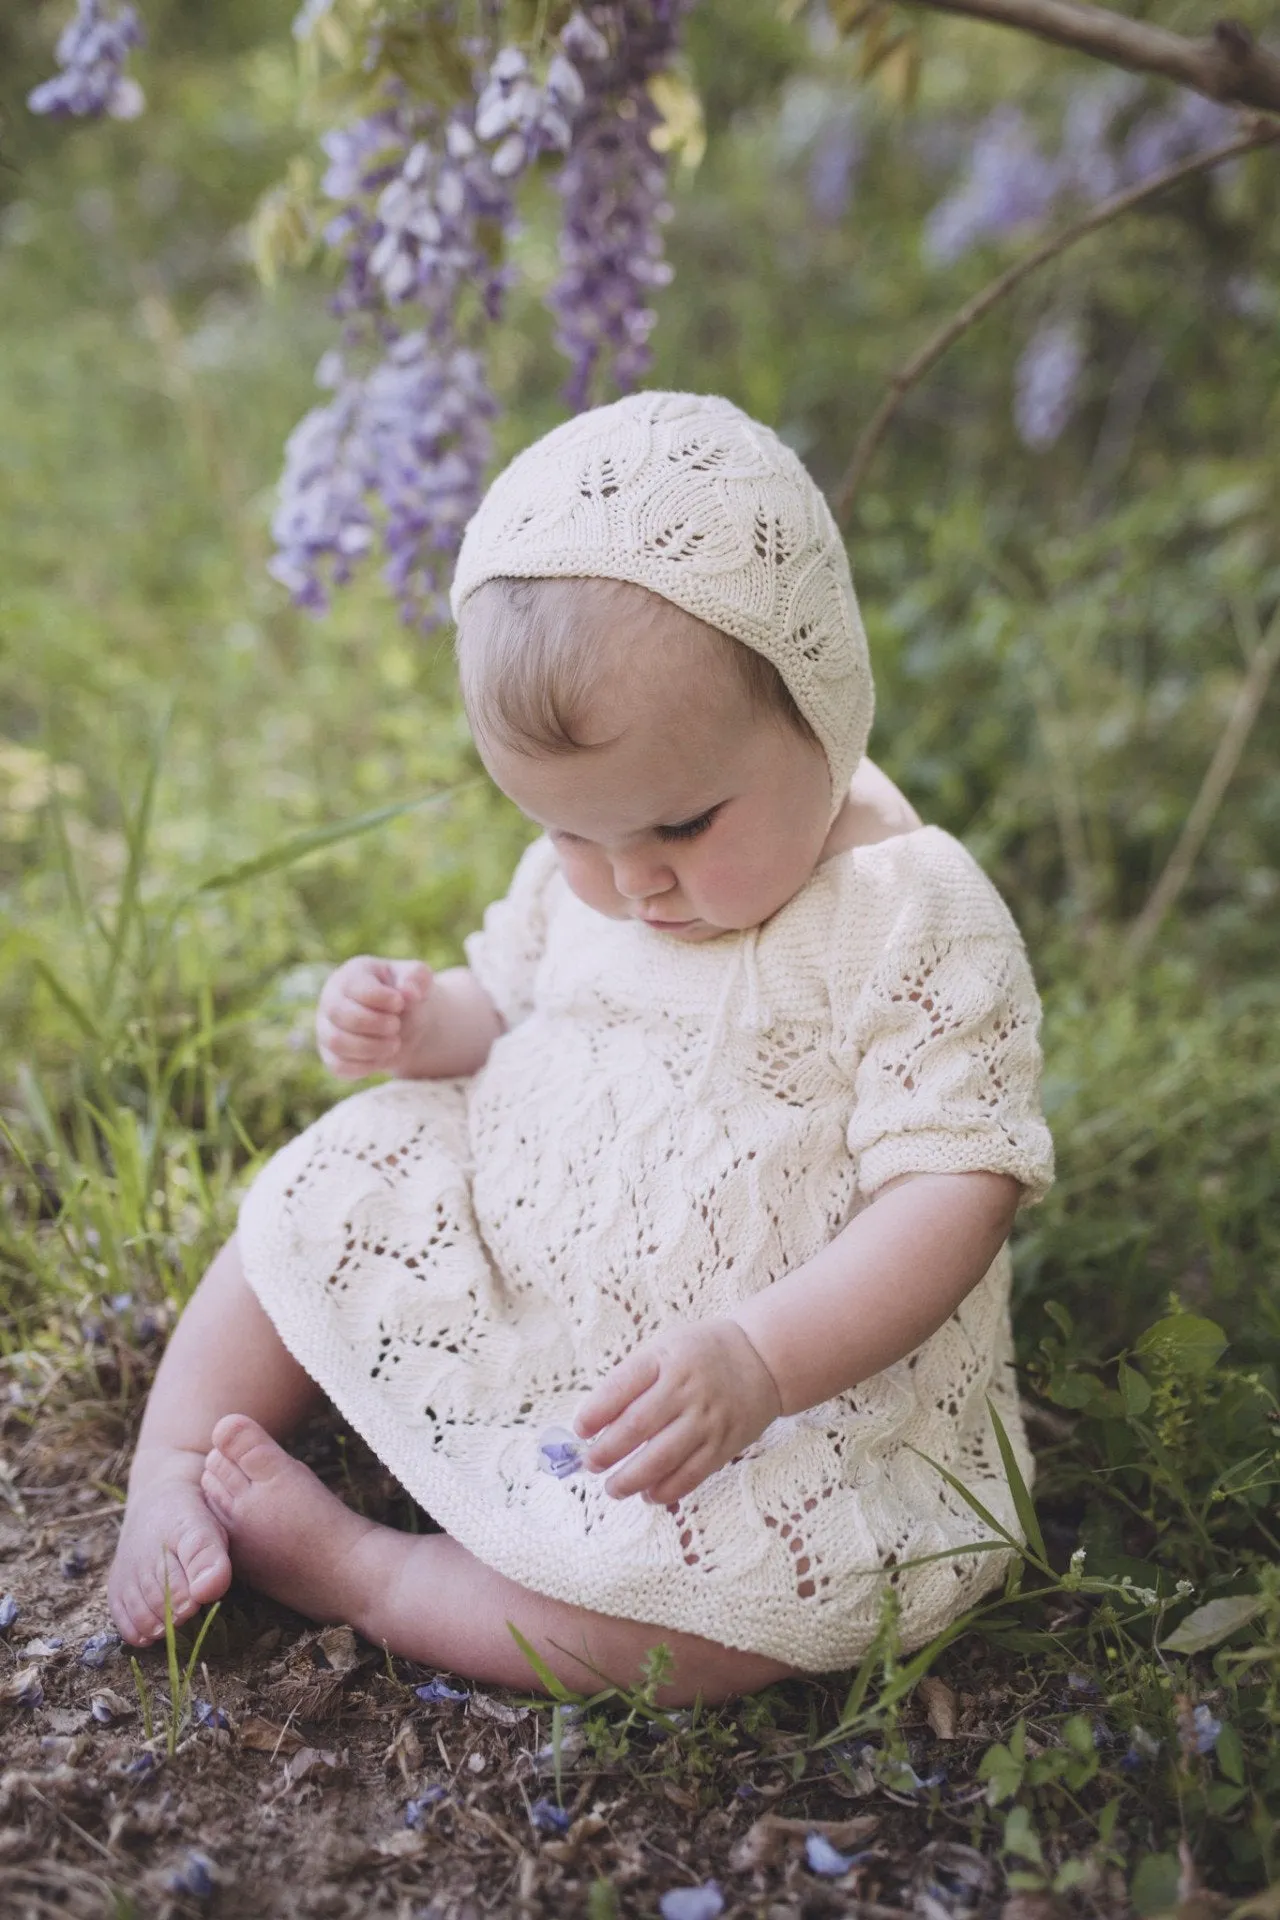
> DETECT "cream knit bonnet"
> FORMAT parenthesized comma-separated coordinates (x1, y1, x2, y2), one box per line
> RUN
(451, 391, 874, 807)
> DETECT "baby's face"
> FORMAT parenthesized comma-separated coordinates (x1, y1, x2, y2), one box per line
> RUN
(477, 609, 834, 940)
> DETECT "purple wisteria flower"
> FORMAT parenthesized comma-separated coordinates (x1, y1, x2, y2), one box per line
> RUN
(1122, 89, 1235, 185)
(659, 1884, 724, 1920)
(271, 26, 593, 627)
(28, 0, 145, 122)
(164, 1852, 214, 1900)
(529, 1796, 571, 1835)
(805, 1833, 870, 1877)
(550, 4, 690, 406)
(537, 1425, 585, 1480)
(923, 108, 1062, 265)
(415, 1676, 469, 1704)
(78, 1630, 121, 1669)
(808, 110, 864, 226)
(404, 1784, 449, 1825)
(1191, 1703, 1223, 1754)
(1013, 317, 1085, 450)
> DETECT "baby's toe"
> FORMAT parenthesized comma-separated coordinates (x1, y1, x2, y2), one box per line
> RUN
(210, 1413, 284, 1481)
(176, 1526, 231, 1604)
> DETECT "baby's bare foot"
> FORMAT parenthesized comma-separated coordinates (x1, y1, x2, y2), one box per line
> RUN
(108, 1466, 232, 1647)
(200, 1414, 381, 1625)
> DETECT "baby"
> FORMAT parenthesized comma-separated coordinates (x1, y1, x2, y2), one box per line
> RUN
(108, 393, 1053, 1705)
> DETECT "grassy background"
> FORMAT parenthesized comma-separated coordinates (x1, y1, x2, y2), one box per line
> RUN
(1, 0, 1278, 1901)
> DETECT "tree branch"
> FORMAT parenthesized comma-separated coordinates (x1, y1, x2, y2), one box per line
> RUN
(1123, 600, 1280, 969)
(898, 0, 1280, 116)
(831, 121, 1280, 524)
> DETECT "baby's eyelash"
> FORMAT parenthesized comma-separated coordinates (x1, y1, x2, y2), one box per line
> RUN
(656, 809, 718, 843)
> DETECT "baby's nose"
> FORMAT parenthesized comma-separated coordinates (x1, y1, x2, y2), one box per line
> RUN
(611, 852, 676, 901)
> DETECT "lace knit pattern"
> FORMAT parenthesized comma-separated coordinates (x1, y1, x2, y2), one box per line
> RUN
(450, 392, 874, 805)
(239, 828, 1054, 1669)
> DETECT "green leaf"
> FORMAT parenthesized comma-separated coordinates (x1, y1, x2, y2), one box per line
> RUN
(192, 787, 468, 895)
(987, 1398, 1047, 1567)
(1134, 1313, 1228, 1378)
(505, 1622, 576, 1703)
(1215, 1722, 1245, 1785)
(1002, 1804, 1043, 1867)
(31, 958, 101, 1041)
(978, 1738, 1023, 1805)
(1161, 1593, 1266, 1655)
(1131, 1853, 1181, 1917)
(586, 1881, 619, 1920)
(1117, 1361, 1152, 1416)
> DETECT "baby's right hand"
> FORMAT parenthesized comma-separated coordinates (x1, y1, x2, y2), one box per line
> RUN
(316, 956, 433, 1080)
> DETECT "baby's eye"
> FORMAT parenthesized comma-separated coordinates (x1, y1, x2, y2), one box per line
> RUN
(656, 808, 719, 843)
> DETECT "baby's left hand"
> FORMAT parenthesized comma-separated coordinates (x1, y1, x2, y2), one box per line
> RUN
(575, 1319, 782, 1505)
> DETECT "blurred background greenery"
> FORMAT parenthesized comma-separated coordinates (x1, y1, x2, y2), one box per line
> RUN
(2, 0, 1278, 1366)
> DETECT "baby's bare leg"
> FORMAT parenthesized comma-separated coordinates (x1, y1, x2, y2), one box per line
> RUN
(108, 1235, 322, 1645)
(201, 1416, 793, 1706)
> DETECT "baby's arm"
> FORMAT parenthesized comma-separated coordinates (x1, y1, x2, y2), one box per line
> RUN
(575, 1171, 1019, 1504)
(317, 958, 504, 1080)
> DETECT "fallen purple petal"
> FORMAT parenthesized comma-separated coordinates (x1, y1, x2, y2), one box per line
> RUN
(1192, 1705, 1222, 1754)
(79, 1631, 121, 1669)
(194, 1699, 230, 1730)
(806, 1833, 858, 1876)
(0, 1594, 18, 1631)
(164, 1851, 214, 1899)
(60, 1544, 90, 1579)
(404, 1785, 449, 1826)
(121, 1751, 158, 1777)
(12, 1671, 45, 1709)
(414, 1677, 469, 1704)
(530, 1796, 571, 1835)
(659, 1884, 724, 1920)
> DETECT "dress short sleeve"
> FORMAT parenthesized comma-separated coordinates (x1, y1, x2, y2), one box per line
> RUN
(463, 835, 562, 1028)
(837, 832, 1055, 1205)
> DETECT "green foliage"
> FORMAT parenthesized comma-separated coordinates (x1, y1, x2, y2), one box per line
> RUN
(3, 0, 1279, 1901)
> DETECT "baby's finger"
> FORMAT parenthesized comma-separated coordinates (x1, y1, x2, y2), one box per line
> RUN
(604, 1422, 698, 1501)
(338, 962, 406, 1014)
(583, 1383, 673, 1472)
(389, 959, 432, 1003)
(329, 1000, 402, 1039)
(316, 1018, 394, 1066)
(575, 1348, 661, 1441)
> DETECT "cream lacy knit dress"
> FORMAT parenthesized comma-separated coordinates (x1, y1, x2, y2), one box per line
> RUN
(239, 824, 1054, 1671)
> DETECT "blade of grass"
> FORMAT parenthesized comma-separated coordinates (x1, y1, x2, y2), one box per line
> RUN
(190, 783, 474, 897)
(102, 710, 170, 1017)
(506, 1621, 577, 1702)
(987, 1399, 1047, 1566)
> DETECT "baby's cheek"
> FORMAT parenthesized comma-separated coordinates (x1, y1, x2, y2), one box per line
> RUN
(558, 849, 624, 920)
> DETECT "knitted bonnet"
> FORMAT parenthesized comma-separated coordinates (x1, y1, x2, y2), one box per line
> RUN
(450, 391, 874, 805)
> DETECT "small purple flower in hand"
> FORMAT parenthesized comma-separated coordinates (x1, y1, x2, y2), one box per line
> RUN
(537, 1425, 585, 1480)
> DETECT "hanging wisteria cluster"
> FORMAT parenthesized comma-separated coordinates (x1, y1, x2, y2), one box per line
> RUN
(266, 3, 691, 622)
(917, 77, 1236, 450)
(27, 0, 145, 122)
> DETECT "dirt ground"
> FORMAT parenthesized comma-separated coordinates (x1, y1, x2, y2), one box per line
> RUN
(0, 1333, 1088, 1920)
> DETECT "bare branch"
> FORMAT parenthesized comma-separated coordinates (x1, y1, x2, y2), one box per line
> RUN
(1123, 600, 1280, 969)
(831, 121, 1280, 524)
(898, 0, 1280, 116)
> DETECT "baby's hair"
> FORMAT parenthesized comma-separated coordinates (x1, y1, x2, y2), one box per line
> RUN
(455, 575, 818, 757)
